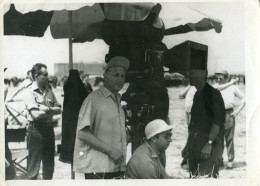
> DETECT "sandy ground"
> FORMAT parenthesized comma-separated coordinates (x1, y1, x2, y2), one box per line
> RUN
(6, 85, 246, 179)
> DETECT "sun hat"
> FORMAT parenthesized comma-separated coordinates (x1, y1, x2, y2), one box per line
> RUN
(104, 56, 130, 71)
(145, 119, 173, 140)
(214, 69, 228, 77)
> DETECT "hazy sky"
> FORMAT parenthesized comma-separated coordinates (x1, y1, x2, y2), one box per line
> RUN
(2, 2, 245, 78)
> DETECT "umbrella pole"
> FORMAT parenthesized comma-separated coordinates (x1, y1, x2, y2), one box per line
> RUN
(69, 11, 73, 70)
(68, 11, 75, 179)
(71, 163, 75, 179)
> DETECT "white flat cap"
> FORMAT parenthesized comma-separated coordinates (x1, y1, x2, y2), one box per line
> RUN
(145, 119, 173, 140)
(215, 69, 229, 76)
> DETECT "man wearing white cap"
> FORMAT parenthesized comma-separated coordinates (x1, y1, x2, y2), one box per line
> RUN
(214, 69, 245, 169)
(188, 69, 225, 178)
(126, 119, 173, 179)
(73, 56, 130, 179)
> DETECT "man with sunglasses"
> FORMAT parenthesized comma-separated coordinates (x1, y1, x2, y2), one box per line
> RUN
(126, 119, 173, 179)
(214, 69, 245, 169)
(23, 63, 61, 179)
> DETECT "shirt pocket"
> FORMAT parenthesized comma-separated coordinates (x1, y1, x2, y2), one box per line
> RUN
(35, 95, 44, 104)
(46, 98, 54, 106)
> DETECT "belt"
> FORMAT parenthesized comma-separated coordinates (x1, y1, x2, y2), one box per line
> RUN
(190, 128, 209, 138)
(29, 121, 53, 129)
(225, 108, 233, 113)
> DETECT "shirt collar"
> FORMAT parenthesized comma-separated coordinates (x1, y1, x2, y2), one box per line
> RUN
(30, 82, 50, 93)
(145, 142, 159, 158)
(100, 85, 121, 100)
(30, 82, 39, 91)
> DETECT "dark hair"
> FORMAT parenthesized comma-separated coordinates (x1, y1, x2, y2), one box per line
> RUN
(27, 70, 32, 75)
(31, 63, 47, 80)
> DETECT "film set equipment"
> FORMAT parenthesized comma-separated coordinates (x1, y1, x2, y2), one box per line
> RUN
(102, 3, 208, 153)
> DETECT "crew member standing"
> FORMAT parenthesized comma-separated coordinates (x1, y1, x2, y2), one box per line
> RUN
(23, 63, 61, 179)
(188, 69, 225, 178)
(214, 70, 245, 169)
(73, 56, 130, 179)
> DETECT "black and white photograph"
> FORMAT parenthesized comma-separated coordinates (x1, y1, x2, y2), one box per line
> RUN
(1, 0, 259, 185)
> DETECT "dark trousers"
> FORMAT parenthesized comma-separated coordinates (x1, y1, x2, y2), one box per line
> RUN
(5, 142, 16, 180)
(224, 110, 235, 162)
(84, 172, 125, 179)
(188, 130, 224, 178)
(5, 121, 16, 180)
(27, 124, 55, 180)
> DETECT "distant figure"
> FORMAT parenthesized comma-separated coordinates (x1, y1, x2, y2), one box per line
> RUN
(188, 69, 225, 178)
(94, 76, 105, 87)
(213, 69, 245, 169)
(8, 70, 33, 101)
(126, 119, 173, 179)
(82, 74, 93, 95)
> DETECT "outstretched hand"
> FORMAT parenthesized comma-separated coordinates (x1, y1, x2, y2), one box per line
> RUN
(230, 77, 239, 85)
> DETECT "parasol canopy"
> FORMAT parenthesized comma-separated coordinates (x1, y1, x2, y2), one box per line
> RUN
(4, 3, 222, 42)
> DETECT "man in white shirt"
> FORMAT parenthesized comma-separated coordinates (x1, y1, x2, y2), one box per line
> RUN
(213, 70, 245, 169)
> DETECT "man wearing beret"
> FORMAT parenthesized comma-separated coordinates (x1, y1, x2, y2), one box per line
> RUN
(73, 56, 130, 179)
(126, 119, 173, 179)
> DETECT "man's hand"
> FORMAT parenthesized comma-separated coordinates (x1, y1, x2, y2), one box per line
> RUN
(109, 148, 124, 164)
(230, 110, 239, 117)
(230, 77, 239, 85)
(38, 104, 49, 112)
(200, 143, 212, 159)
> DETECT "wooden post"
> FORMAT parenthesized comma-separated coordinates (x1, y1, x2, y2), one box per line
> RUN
(71, 163, 75, 179)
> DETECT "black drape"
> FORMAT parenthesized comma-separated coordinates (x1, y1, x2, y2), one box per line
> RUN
(4, 4, 53, 37)
(59, 70, 88, 163)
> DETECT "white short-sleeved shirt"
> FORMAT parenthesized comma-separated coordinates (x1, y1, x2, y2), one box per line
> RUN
(214, 84, 245, 109)
(23, 82, 61, 124)
(73, 86, 126, 173)
(185, 86, 197, 113)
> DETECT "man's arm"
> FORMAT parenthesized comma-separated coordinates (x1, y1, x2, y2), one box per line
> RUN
(231, 86, 245, 117)
(49, 107, 61, 115)
(78, 127, 124, 164)
(39, 104, 61, 115)
(29, 108, 52, 120)
(200, 123, 220, 159)
(179, 85, 191, 99)
(214, 78, 239, 91)
(231, 102, 245, 117)
(201, 90, 225, 159)
(23, 89, 51, 120)
(37, 90, 61, 115)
